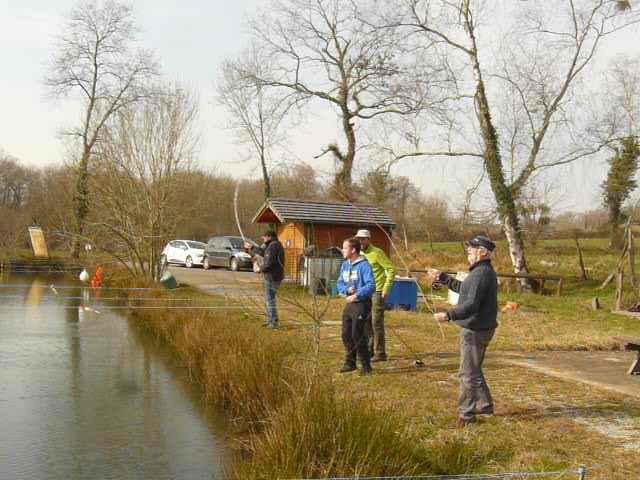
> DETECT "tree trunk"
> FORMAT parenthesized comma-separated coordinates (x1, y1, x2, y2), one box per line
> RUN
(71, 147, 91, 259)
(502, 210, 530, 274)
(471, 62, 531, 284)
(260, 150, 271, 200)
(609, 204, 624, 249)
(333, 104, 356, 202)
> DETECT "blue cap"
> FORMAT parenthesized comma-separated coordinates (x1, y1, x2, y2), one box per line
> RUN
(465, 235, 496, 252)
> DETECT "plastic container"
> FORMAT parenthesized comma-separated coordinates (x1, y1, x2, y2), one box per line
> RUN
(385, 277, 418, 311)
(447, 272, 468, 305)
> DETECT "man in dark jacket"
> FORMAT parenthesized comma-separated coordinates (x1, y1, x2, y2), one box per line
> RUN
(245, 230, 285, 329)
(428, 235, 498, 427)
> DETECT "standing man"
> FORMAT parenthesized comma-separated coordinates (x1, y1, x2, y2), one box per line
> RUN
(337, 237, 376, 375)
(355, 229, 396, 362)
(427, 235, 498, 427)
(245, 230, 285, 329)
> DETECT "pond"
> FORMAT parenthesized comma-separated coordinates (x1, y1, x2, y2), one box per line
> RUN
(0, 275, 227, 479)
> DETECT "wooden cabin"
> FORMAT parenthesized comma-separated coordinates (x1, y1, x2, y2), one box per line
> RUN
(252, 198, 396, 280)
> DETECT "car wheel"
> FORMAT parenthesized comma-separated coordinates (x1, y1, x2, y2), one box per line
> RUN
(230, 257, 239, 272)
(203, 256, 211, 270)
(252, 261, 261, 273)
(185, 256, 193, 268)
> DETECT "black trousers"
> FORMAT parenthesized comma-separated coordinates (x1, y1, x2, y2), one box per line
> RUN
(342, 300, 372, 368)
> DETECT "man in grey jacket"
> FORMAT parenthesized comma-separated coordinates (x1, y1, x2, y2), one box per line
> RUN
(428, 235, 498, 427)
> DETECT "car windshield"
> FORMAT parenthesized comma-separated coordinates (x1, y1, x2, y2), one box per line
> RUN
(187, 241, 205, 249)
(228, 237, 256, 249)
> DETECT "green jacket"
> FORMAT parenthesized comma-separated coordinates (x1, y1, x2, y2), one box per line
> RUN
(362, 244, 396, 295)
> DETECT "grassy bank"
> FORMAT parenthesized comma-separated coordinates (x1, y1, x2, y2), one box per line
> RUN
(124, 298, 442, 478)
(113, 238, 640, 479)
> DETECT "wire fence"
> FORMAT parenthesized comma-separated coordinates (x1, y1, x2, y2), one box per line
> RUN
(288, 467, 588, 480)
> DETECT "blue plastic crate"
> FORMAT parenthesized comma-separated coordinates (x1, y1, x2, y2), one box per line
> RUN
(385, 277, 418, 311)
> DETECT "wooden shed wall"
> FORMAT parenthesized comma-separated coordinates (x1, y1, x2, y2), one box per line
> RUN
(277, 222, 305, 280)
(270, 221, 393, 280)
(310, 224, 392, 256)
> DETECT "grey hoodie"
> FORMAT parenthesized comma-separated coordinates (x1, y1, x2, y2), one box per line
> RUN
(439, 259, 498, 331)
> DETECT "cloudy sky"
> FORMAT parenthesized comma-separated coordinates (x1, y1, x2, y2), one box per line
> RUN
(1, 1, 639, 213)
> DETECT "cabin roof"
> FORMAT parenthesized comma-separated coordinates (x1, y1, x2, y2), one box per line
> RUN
(252, 198, 396, 227)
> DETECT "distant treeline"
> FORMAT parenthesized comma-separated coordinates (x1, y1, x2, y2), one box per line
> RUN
(0, 151, 618, 254)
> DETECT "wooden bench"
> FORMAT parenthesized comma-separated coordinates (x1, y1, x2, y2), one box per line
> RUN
(613, 337, 640, 375)
(410, 269, 563, 296)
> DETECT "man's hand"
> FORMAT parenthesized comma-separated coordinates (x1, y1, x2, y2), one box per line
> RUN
(434, 312, 448, 323)
(427, 269, 441, 282)
(382, 292, 389, 302)
(346, 294, 358, 303)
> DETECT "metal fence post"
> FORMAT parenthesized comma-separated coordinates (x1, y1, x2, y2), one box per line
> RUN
(577, 466, 587, 479)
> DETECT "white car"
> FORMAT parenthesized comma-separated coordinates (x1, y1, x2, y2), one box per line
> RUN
(161, 240, 206, 268)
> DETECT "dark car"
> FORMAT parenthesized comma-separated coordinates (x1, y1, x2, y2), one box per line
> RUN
(203, 236, 258, 271)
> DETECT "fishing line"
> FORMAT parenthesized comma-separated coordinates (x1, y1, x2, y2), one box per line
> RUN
(0, 284, 265, 294)
(0, 305, 282, 311)
(0, 294, 219, 302)
(0, 284, 169, 291)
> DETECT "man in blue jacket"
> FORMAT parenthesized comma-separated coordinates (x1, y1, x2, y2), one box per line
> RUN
(337, 237, 376, 375)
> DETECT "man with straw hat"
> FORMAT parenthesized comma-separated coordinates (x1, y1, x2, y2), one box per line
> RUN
(427, 235, 499, 427)
(355, 229, 396, 362)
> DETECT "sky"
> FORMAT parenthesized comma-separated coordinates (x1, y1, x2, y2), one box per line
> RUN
(1, 1, 639, 214)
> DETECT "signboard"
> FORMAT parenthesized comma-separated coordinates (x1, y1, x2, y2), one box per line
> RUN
(28, 226, 49, 258)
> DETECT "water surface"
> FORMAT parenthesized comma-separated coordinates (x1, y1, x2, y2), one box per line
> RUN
(0, 275, 227, 479)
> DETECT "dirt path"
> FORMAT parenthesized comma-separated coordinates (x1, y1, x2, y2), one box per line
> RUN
(502, 351, 640, 399)
(168, 265, 262, 298)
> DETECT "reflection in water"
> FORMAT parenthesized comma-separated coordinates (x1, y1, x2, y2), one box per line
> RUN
(0, 275, 227, 479)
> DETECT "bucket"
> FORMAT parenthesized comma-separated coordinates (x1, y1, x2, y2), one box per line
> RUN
(160, 271, 177, 289)
(447, 272, 468, 305)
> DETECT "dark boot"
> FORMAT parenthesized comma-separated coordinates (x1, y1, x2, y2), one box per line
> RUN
(360, 364, 373, 376)
(339, 363, 357, 373)
(456, 417, 477, 428)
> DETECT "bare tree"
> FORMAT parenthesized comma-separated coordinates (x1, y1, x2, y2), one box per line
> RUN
(387, 0, 640, 283)
(0, 150, 30, 209)
(90, 85, 199, 281)
(217, 48, 299, 200)
(517, 182, 557, 246)
(244, 0, 435, 201)
(45, 0, 159, 258)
